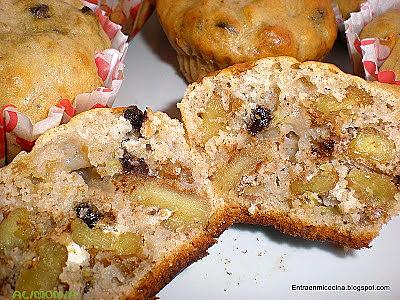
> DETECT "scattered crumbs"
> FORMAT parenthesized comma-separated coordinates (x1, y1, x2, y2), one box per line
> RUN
(277, 253, 288, 271)
(224, 289, 227, 292)
(234, 238, 237, 241)
(241, 250, 248, 254)
(257, 250, 267, 257)
(237, 282, 240, 285)
(256, 237, 259, 241)
(223, 258, 231, 264)
(226, 272, 232, 275)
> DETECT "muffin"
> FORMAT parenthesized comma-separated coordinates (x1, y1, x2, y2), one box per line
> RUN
(180, 57, 400, 249)
(0, 0, 111, 124)
(359, 9, 400, 77)
(0, 107, 228, 298)
(156, 0, 337, 82)
(333, 0, 364, 20)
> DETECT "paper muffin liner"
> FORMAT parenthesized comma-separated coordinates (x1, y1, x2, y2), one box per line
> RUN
(332, 2, 345, 31)
(0, 1, 129, 166)
(90, 0, 154, 40)
(344, 0, 400, 83)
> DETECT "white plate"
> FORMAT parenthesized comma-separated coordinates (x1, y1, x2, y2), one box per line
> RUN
(115, 15, 400, 300)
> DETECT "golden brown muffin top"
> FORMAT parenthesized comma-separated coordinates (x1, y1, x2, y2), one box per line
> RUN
(333, 0, 364, 20)
(157, 0, 337, 66)
(360, 9, 400, 41)
(360, 9, 400, 75)
(0, 0, 111, 123)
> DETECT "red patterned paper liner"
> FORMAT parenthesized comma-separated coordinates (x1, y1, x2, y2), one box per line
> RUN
(87, 0, 154, 40)
(0, 1, 129, 166)
(344, 0, 400, 84)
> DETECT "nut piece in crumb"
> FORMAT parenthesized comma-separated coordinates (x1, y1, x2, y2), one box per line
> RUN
(247, 106, 272, 136)
(124, 106, 146, 131)
(311, 139, 335, 157)
(75, 203, 103, 229)
(120, 150, 149, 175)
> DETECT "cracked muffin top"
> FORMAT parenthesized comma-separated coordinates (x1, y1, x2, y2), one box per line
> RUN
(0, 0, 111, 123)
(157, 0, 337, 82)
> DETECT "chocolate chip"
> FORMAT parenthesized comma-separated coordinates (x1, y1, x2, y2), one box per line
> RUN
(247, 106, 272, 136)
(311, 139, 335, 157)
(29, 4, 50, 19)
(216, 22, 237, 33)
(75, 203, 102, 229)
(120, 150, 149, 175)
(124, 106, 146, 131)
(81, 6, 92, 14)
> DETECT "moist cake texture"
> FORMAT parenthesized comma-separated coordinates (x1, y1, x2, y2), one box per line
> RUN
(2, 57, 400, 298)
(0, 107, 229, 299)
(179, 57, 400, 249)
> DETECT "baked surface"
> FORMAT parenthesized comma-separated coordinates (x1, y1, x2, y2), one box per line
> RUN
(359, 9, 400, 77)
(333, 0, 364, 20)
(156, 0, 337, 82)
(0, 0, 111, 123)
(179, 57, 400, 249)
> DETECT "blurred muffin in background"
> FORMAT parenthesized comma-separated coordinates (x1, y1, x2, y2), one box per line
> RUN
(359, 9, 400, 78)
(156, 0, 337, 82)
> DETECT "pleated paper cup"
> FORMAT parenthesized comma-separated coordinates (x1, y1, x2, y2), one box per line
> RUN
(90, 0, 155, 40)
(344, 0, 400, 84)
(0, 1, 129, 166)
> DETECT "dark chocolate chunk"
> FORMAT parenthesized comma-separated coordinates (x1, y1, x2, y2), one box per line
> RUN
(29, 4, 50, 19)
(75, 203, 102, 229)
(124, 106, 146, 131)
(120, 150, 149, 175)
(216, 22, 237, 33)
(247, 106, 272, 136)
(81, 6, 92, 14)
(311, 139, 335, 157)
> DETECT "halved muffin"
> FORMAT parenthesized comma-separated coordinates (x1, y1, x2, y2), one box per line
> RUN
(0, 107, 230, 298)
(179, 57, 400, 249)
